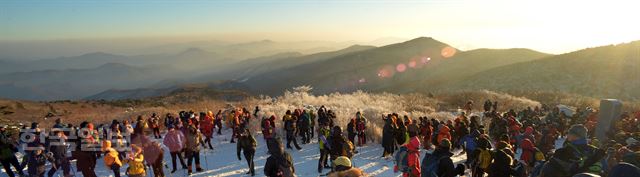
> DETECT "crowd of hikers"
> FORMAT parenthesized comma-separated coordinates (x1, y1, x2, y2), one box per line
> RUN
(1, 101, 640, 177)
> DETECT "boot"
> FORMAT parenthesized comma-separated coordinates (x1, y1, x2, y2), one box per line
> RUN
(188, 165, 192, 175)
(196, 164, 203, 172)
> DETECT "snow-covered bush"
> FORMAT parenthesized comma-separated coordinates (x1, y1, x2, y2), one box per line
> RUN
(251, 86, 456, 143)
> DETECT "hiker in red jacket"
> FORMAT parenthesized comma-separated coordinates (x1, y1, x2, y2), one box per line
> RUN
(200, 111, 215, 149)
(520, 138, 536, 166)
(396, 136, 421, 177)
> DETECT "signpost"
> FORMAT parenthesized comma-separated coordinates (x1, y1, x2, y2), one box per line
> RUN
(596, 99, 622, 142)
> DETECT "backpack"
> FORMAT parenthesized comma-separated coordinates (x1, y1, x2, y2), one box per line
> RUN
(395, 146, 410, 173)
(274, 154, 296, 177)
(476, 149, 492, 170)
(421, 152, 446, 177)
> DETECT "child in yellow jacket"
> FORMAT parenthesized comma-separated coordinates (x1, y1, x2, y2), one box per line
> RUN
(103, 140, 123, 177)
(124, 145, 146, 177)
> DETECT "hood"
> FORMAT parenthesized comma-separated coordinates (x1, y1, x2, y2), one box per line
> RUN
(207, 111, 214, 117)
(407, 137, 421, 151)
(439, 125, 451, 134)
(525, 126, 534, 135)
(609, 162, 640, 177)
(102, 140, 112, 151)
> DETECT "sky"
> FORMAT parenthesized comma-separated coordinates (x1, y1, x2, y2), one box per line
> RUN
(1, 0, 640, 55)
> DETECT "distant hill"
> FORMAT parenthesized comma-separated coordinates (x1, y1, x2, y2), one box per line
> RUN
(188, 44, 376, 83)
(392, 48, 551, 93)
(87, 81, 252, 102)
(0, 63, 180, 100)
(240, 37, 550, 95)
(15, 37, 640, 101)
(88, 37, 552, 100)
(446, 41, 640, 100)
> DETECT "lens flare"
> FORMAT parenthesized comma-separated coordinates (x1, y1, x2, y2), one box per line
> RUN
(408, 60, 417, 68)
(441, 46, 456, 58)
(421, 56, 431, 64)
(358, 78, 366, 83)
(377, 65, 395, 78)
(396, 63, 407, 73)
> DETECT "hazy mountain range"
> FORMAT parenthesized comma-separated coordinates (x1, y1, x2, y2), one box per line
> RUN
(1, 37, 638, 101)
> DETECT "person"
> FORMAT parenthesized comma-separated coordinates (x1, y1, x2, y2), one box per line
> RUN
(298, 110, 311, 144)
(53, 118, 66, 129)
(470, 136, 492, 177)
(395, 136, 421, 177)
(484, 100, 492, 112)
(132, 117, 164, 177)
(608, 162, 640, 177)
(1, 126, 24, 177)
(330, 126, 354, 161)
(396, 120, 408, 146)
(164, 113, 176, 131)
(318, 106, 330, 127)
(27, 144, 53, 177)
(185, 119, 204, 175)
(487, 146, 518, 177)
(237, 128, 257, 176)
(125, 145, 146, 177)
(307, 109, 316, 139)
(464, 100, 474, 113)
(102, 140, 123, 177)
(283, 110, 302, 150)
(231, 110, 240, 143)
(149, 113, 161, 139)
(264, 138, 295, 177)
(73, 122, 98, 177)
(215, 110, 224, 135)
(327, 156, 365, 177)
(261, 115, 276, 140)
(563, 124, 606, 175)
(318, 124, 332, 173)
(123, 120, 134, 136)
(520, 138, 536, 166)
(539, 147, 579, 177)
(347, 119, 357, 145)
(163, 124, 187, 173)
(355, 112, 367, 146)
(421, 138, 464, 177)
(460, 129, 479, 164)
(382, 115, 397, 157)
(421, 120, 433, 150)
(436, 125, 452, 145)
(47, 130, 71, 177)
(200, 111, 215, 149)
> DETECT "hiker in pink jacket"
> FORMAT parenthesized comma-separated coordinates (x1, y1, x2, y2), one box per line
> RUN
(163, 124, 187, 173)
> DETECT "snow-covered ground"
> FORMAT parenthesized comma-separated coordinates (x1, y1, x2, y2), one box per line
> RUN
(2, 129, 467, 177)
(3, 127, 566, 177)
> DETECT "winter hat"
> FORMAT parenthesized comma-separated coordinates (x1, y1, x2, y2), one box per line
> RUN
(439, 138, 452, 150)
(572, 173, 600, 177)
(496, 141, 512, 150)
(102, 140, 112, 151)
(333, 156, 352, 168)
(568, 124, 588, 139)
(609, 163, 640, 177)
(167, 124, 175, 129)
(626, 137, 639, 146)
